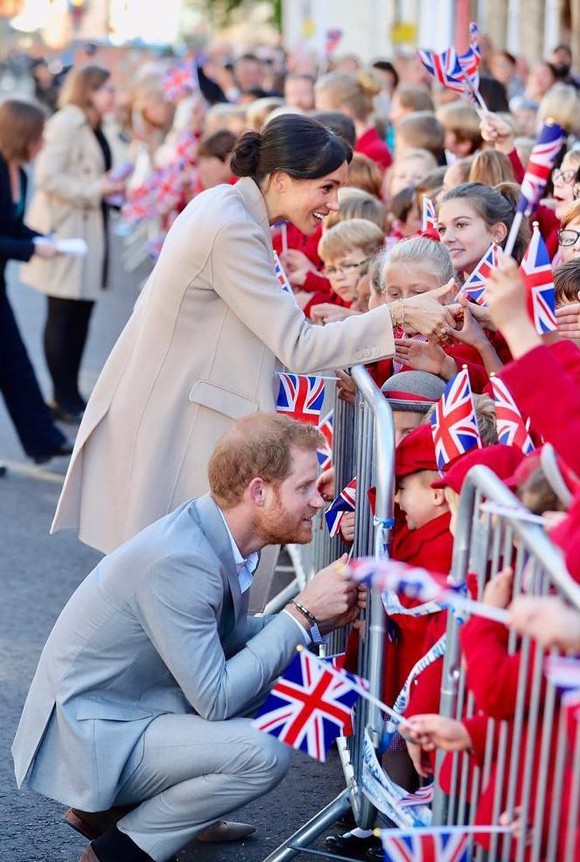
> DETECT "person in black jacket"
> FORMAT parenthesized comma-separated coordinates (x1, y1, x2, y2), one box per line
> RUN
(0, 98, 73, 464)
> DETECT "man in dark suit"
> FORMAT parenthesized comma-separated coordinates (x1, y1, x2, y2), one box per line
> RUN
(13, 413, 362, 862)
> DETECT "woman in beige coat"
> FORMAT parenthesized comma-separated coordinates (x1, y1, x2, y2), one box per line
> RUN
(52, 114, 455, 554)
(21, 65, 125, 423)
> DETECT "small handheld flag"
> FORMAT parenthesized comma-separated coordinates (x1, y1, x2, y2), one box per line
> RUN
(325, 478, 356, 537)
(325, 28, 343, 56)
(417, 46, 466, 95)
(380, 827, 471, 861)
(276, 373, 326, 425)
(430, 368, 482, 470)
(252, 649, 360, 761)
(490, 376, 535, 453)
(520, 223, 557, 334)
(421, 197, 438, 232)
(316, 410, 334, 471)
(162, 63, 199, 101)
(460, 243, 500, 306)
(517, 122, 565, 217)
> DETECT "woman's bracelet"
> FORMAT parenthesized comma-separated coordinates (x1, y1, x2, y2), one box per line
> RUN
(289, 599, 320, 628)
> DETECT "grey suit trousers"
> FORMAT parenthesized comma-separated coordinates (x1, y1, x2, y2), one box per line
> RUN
(113, 713, 291, 861)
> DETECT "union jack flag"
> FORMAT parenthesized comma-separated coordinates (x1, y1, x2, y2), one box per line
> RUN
(121, 181, 159, 226)
(422, 197, 438, 232)
(162, 63, 199, 101)
(325, 477, 357, 536)
(520, 224, 557, 334)
(517, 122, 565, 216)
(417, 47, 466, 95)
(544, 655, 580, 693)
(252, 650, 360, 761)
(381, 828, 470, 861)
(273, 251, 293, 296)
(175, 128, 198, 164)
(346, 557, 445, 603)
(325, 28, 343, 56)
(457, 22, 481, 90)
(399, 783, 435, 809)
(490, 377, 535, 454)
(316, 409, 334, 470)
(459, 243, 499, 306)
(276, 373, 326, 425)
(156, 164, 185, 216)
(430, 368, 482, 470)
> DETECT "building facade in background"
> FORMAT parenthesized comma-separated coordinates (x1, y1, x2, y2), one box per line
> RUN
(0, 0, 579, 66)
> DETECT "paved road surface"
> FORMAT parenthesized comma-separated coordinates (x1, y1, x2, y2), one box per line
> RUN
(0, 234, 347, 862)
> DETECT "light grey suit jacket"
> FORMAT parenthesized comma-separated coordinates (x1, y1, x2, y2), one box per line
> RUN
(12, 494, 304, 810)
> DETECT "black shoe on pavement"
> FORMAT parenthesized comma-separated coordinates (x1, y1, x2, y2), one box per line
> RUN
(324, 832, 381, 859)
(365, 846, 383, 861)
(47, 399, 84, 425)
(33, 439, 74, 465)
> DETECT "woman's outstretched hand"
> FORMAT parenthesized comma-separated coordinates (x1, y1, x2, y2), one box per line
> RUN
(396, 279, 458, 337)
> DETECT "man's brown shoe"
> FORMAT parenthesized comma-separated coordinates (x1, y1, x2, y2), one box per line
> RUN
(197, 820, 256, 842)
(78, 846, 99, 862)
(65, 807, 134, 840)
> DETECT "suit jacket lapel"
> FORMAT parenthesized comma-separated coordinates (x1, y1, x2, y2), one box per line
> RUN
(195, 494, 243, 629)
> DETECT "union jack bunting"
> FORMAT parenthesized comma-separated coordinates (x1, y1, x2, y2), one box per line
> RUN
(544, 655, 580, 693)
(276, 373, 326, 425)
(516, 122, 565, 216)
(490, 377, 535, 454)
(422, 197, 438, 232)
(346, 558, 446, 603)
(381, 828, 470, 861)
(252, 649, 360, 761)
(459, 243, 499, 306)
(399, 783, 435, 809)
(325, 478, 357, 536)
(430, 368, 482, 470)
(316, 409, 334, 471)
(325, 28, 343, 56)
(417, 47, 466, 94)
(520, 224, 557, 334)
(273, 251, 293, 296)
(162, 63, 199, 101)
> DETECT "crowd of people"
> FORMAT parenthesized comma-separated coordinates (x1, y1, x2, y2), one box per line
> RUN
(2, 26, 580, 862)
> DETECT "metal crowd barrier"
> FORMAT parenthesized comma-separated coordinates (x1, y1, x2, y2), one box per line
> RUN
(433, 466, 580, 862)
(262, 365, 396, 862)
(263, 370, 580, 862)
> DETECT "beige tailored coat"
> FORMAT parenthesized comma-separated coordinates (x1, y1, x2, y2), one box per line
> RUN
(20, 104, 107, 301)
(52, 177, 396, 553)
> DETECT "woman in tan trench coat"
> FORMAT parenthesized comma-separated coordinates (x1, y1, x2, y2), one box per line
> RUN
(52, 114, 455, 554)
(21, 65, 125, 423)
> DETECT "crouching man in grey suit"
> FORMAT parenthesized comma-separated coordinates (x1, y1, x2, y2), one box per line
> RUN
(12, 413, 363, 862)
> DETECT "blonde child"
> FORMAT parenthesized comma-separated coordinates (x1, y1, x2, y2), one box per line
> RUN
(386, 147, 437, 199)
(304, 218, 385, 322)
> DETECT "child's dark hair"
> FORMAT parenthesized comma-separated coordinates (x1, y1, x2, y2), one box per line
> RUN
(197, 130, 237, 163)
(386, 186, 416, 230)
(554, 259, 580, 304)
(231, 114, 352, 184)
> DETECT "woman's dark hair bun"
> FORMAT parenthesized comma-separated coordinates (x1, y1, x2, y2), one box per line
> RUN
(230, 130, 261, 177)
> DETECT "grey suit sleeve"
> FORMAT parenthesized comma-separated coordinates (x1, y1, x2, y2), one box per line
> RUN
(136, 556, 304, 721)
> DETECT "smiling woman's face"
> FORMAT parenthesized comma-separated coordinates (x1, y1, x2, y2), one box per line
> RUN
(437, 198, 504, 277)
(273, 162, 349, 235)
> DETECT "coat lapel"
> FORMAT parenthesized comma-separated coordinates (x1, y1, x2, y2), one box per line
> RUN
(194, 494, 243, 629)
(234, 177, 274, 261)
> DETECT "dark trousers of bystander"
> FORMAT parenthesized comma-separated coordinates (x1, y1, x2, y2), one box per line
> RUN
(0, 283, 68, 459)
(44, 296, 95, 413)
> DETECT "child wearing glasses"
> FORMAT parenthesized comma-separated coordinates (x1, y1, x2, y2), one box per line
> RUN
(557, 200, 580, 263)
(304, 218, 385, 322)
